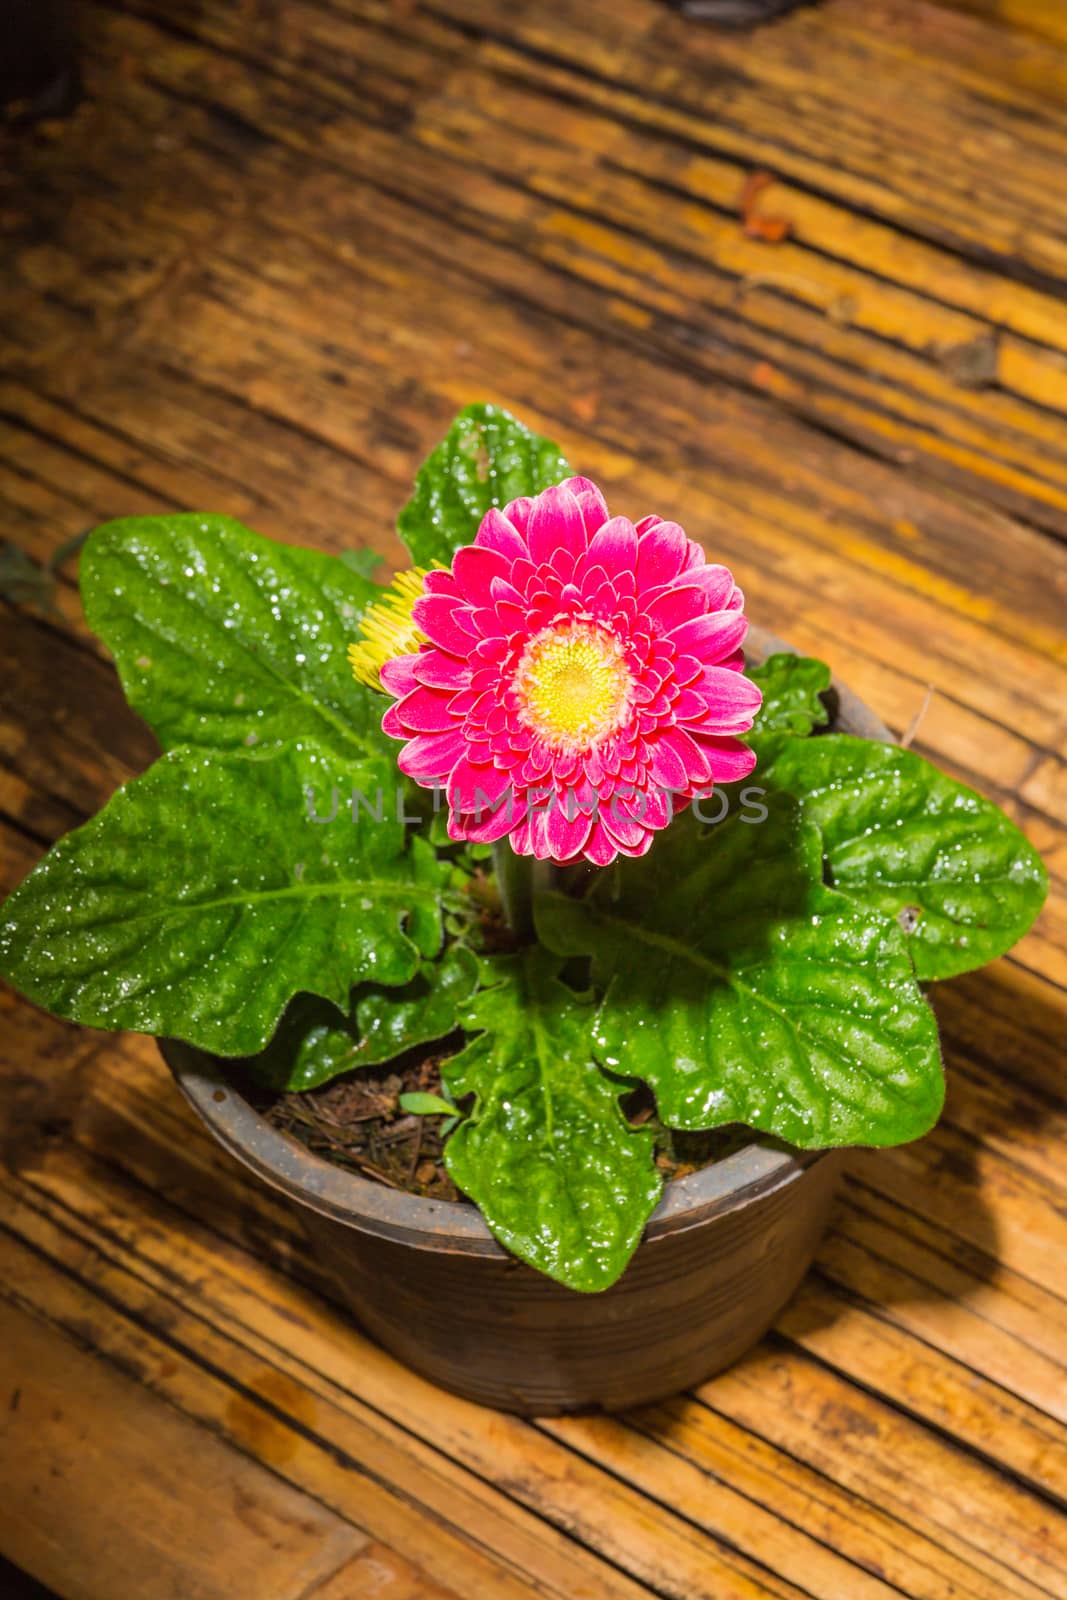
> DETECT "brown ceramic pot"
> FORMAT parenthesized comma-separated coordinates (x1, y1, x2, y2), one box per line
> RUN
(165, 628, 890, 1415)
(672, 1, 808, 24)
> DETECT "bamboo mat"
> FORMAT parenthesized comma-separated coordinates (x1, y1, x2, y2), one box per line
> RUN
(1, 2, 1065, 1595)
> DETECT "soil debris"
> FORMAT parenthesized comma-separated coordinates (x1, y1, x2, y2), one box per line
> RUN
(257, 1057, 753, 1203)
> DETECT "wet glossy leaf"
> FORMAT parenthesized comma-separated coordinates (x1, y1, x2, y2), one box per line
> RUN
(339, 548, 386, 580)
(397, 403, 571, 568)
(399, 1092, 457, 1117)
(0, 740, 446, 1056)
(441, 948, 661, 1292)
(758, 734, 1048, 980)
(80, 514, 386, 759)
(747, 651, 831, 738)
(241, 945, 479, 1092)
(537, 796, 943, 1148)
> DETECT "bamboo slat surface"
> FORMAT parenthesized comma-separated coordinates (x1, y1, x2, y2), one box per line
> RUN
(1, 1, 1066, 1596)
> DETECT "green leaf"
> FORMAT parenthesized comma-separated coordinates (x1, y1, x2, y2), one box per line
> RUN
(0, 740, 446, 1056)
(49, 528, 92, 572)
(537, 796, 943, 1149)
(399, 1092, 457, 1117)
(747, 652, 831, 738)
(441, 948, 662, 1292)
(397, 404, 572, 568)
(339, 548, 385, 580)
(0, 531, 89, 620)
(241, 945, 479, 1092)
(758, 734, 1048, 981)
(0, 542, 61, 617)
(80, 514, 387, 760)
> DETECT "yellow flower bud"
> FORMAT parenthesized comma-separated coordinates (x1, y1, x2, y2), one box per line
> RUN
(347, 566, 432, 692)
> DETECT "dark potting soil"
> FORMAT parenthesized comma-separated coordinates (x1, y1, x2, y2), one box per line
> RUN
(254, 1051, 751, 1204)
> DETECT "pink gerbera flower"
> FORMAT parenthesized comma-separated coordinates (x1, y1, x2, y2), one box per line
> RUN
(379, 478, 762, 866)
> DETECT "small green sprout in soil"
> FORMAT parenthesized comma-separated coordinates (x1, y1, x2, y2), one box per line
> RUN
(252, 1054, 749, 1203)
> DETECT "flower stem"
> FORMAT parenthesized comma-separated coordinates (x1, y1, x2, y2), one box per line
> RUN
(492, 842, 537, 941)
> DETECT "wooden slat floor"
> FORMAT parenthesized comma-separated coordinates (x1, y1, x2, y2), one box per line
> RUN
(2, 1, 1066, 1596)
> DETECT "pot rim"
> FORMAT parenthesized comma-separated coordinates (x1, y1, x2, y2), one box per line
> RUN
(165, 1035, 833, 1253)
(165, 626, 890, 1260)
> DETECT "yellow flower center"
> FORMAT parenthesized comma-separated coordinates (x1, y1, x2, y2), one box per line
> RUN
(513, 621, 634, 750)
(348, 566, 432, 691)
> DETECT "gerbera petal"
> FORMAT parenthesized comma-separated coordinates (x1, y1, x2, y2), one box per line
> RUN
(695, 665, 763, 726)
(501, 497, 533, 537)
(574, 566, 605, 607)
(378, 654, 420, 697)
(648, 736, 687, 790)
(590, 578, 621, 621)
(412, 594, 479, 654)
(423, 569, 460, 597)
(562, 475, 604, 505)
(573, 486, 610, 537)
(674, 689, 709, 723)
(691, 735, 759, 783)
(476, 506, 529, 560)
(527, 805, 554, 861)
(582, 747, 605, 786)
(473, 599, 525, 638)
(508, 557, 537, 595)
(600, 806, 647, 849)
(454, 792, 528, 843)
(451, 544, 511, 607)
(584, 821, 618, 867)
(615, 829, 655, 860)
(686, 563, 736, 611)
(583, 515, 638, 578)
(397, 729, 467, 781)
(413, 651, 470, 690)
(644, 584, 708, 634)
(612, 786, 673, 830)
(550, 545, 579, 581)
(564, 476, 610, 536)
(642, 787, 674, 829)
(545, 796, 595, 861)
(673, 653, 705, 687)
(659, 725, 714, 785)
(446, 687, 482, 718)
(527, 483, 588, 566)
(636, 520, 688, 589)
(393, 686, 456, 734)
(670, 611, 748, 661)
(447, 754, 512, 812)
(508, 812, 535, 856)
(488, 576, 526, 608)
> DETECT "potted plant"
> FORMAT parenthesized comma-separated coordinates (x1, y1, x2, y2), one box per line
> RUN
(1, 405, 1046, 1414)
